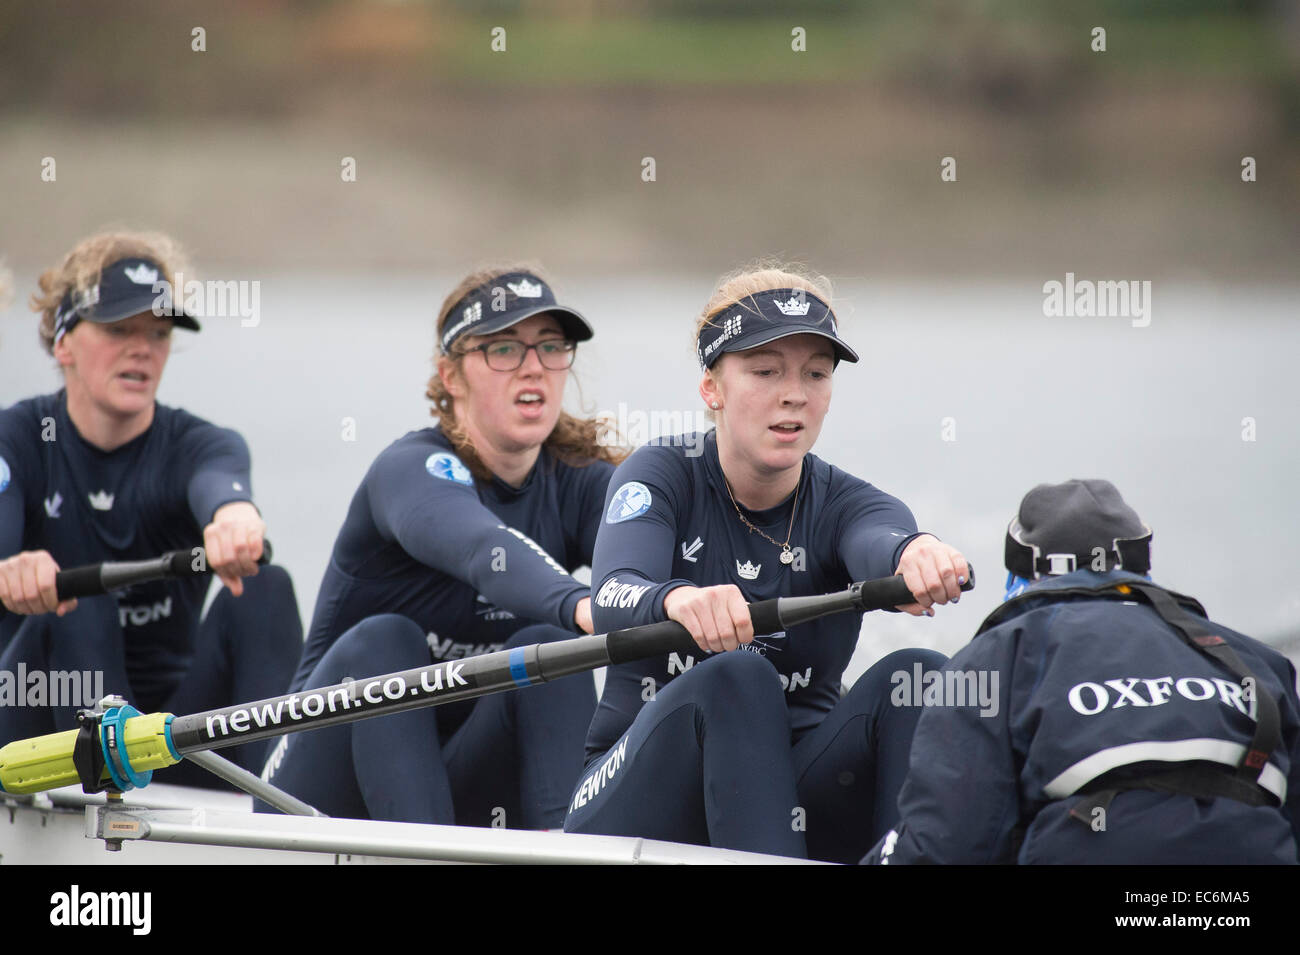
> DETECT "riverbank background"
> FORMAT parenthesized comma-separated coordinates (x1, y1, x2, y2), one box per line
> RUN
(2, 1, 1297, 673)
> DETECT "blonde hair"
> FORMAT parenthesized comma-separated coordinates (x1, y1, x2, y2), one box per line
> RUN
(425, 262, 627, 479)
(31, 231, 190, 356)
(694, 261, 838, 419)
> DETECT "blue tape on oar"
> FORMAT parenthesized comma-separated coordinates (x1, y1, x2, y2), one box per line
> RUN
(100, 704, 152, 792)
(163, 715, 181, 762)
(508, 647, 533, 687)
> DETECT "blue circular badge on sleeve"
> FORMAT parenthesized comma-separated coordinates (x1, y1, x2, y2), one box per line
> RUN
(0, 456, 9, 494)
(425, 452, 474, 486)
(606, 481, 652, 523)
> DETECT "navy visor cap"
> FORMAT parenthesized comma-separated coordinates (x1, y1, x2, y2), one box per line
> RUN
(441, 272, 593, 354)
(697, 288, 858, 369)
(54, 257, 200, 344)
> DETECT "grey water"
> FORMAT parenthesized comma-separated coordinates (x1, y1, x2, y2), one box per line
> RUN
(3, 274, 1297, 681)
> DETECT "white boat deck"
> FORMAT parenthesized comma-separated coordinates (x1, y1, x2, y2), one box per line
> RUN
(1, 784, 822, 865)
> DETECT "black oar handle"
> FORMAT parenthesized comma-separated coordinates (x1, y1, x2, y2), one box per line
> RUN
(55, 541, 274, 600)
(605, 566, 975, 663)
(606, 619, 695, 663)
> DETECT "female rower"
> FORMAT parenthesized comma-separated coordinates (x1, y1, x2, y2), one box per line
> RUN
(563, 264, 969, 862)
(0, 231, 302, 782)
(261, 265, 622, 827)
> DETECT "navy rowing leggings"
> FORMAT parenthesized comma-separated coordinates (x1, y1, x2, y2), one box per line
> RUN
(0, 565, 303, 787)
(793, 647, 948, 863)
(256, 615, 597, 829)
(563, 647, 947, 862)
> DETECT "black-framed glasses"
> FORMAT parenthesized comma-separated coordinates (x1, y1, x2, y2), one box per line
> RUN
(460, 338, 577, 371)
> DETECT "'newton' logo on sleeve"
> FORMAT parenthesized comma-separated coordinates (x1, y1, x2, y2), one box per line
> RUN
(606, 481, 652, 523)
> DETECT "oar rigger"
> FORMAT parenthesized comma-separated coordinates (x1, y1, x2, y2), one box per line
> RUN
(70, 700, 115, 795)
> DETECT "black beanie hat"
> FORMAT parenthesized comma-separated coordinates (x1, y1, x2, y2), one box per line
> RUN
(1005, 479, 1152, 579)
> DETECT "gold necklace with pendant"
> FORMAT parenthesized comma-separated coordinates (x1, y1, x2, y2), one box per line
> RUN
(722, 465, 801, 565)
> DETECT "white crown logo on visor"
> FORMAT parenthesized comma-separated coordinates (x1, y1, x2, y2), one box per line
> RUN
(772, 295, 810, 317)
(124, 264, 159, 285)
(507, 278, 543, 298)
(72, 286, 101, 311)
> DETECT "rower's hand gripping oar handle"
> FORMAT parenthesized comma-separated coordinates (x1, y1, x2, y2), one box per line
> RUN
(605, 568, 974, 663)
(55, 541, 275, 600)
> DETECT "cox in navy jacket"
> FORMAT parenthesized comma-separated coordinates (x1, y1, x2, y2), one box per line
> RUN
(864, 569, 1300, 865)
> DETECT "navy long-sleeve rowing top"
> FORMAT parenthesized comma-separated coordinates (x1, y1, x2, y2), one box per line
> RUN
(0, 391, 255, 701)
(290, 426, 614, 694)
(585, 431, 925, 761)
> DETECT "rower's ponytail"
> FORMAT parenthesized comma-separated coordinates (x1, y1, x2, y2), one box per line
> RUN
(426, 263, 627, 479)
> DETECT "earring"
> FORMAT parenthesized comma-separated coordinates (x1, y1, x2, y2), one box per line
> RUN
(710, 401, 720, 410)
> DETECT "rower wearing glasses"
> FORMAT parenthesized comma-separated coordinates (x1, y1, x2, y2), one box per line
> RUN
(262, 266, 623, 828)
